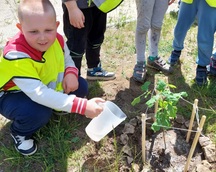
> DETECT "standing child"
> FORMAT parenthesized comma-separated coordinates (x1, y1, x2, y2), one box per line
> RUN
(0, 0, 105, 156)
(62, 0, 115, 80)
(133, 0, 175, 83)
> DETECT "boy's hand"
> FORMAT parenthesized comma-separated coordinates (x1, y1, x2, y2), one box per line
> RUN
(62, 73, 78, 94)
(85, 98, 106, 119)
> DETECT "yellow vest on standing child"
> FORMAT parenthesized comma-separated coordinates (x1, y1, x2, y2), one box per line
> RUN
(182, 0, 216, 7)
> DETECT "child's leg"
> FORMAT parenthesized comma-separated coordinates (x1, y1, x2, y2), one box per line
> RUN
(135, 0, 155, 62)
(168, 0, 199, 65)
(62, 4, 88, 75)
(86, 7, 106, 69)
(196, 0, 216, 67)
(84, 7, 115, 81)
(133, 0, 155, 83)
(173, 0, 199, 51)
(70, 76, 88, 98)
(0, 92, 52, 136)
(195, 0, 216, 85)
(0, 92, 52, 155)
(146, 0, 172, 73)
(209, 52, 216, 75)
(148, 0, 169, 57)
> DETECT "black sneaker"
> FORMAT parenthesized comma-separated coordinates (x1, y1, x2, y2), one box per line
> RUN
(147, 56, 173, 73)
(207, 57, 216, 76)
(87, 63, 115, 81)
(168, 50, 181, 66)
(10, 133, 37, 156)
(195, 65, 207, 86)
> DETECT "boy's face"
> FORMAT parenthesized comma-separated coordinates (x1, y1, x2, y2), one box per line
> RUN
(17, 11, 59, 52)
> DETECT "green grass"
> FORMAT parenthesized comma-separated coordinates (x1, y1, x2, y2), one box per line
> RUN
(0, 10, 216, 171)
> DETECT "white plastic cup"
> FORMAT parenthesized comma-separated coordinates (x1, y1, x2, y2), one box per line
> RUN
(85, 101, 127, 142)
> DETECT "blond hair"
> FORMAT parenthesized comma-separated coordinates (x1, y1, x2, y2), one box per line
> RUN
(18, 0, 56, 22)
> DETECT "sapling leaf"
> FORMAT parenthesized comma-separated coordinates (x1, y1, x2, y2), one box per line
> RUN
(167, 104, 177, 118)
(162, 119, 171, 130)
(141, 81, 151, 92)
(132, 80, 188, 135)
(146, 94, 160, 107)
(131, 96, 141, 106)
(151, 122, 161, 132)
(156, 80, 166, 91)
(165, 94, 179, 103)
(168, 84, 176, 89)
(180, 92, 188, 97)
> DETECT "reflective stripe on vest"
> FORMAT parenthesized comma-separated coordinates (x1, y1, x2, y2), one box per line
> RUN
(93, 0, 124, 13)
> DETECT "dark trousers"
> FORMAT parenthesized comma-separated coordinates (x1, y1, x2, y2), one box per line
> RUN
(0, 76, 88, 136)
(63, 5, 107, 75)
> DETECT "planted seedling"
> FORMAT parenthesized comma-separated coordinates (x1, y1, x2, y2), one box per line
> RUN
(132, 80, 188, 148)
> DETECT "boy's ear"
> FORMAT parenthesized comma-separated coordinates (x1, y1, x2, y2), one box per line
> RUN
(16, 23, 22, 32)
(56, 21, 60, 28)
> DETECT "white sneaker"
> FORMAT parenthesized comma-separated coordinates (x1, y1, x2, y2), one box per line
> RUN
(10, 133, 37, 156)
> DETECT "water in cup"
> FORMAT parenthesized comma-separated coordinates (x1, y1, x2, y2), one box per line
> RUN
(85, 101, 127, 142)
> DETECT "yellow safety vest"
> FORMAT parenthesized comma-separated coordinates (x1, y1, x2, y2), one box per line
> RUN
(93, 0, 124, 13)
(206, 0, 216, 7)
(181, 0, 193, 4)
(0, 39, 65, 92)
(182, 0, 216, 7)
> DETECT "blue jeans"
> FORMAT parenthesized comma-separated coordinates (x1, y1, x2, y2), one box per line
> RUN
(196, 0, 216, 66)
(0, 76, 88, 136)
(172, 0, 200, 51)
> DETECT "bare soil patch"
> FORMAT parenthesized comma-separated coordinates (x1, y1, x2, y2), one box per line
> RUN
(79, 56, 216, 171)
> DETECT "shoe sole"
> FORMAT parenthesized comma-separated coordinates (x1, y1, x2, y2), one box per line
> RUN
(132, 71, 147, 84)
(169, 60, 180, 66)
(14, 144, 37, 156)
(133, 77, 145, 84)
(147, 64, 173, 74)
(86, 76, 116, 81)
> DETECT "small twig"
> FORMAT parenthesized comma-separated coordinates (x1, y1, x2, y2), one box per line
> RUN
(162, 128, 166, 150)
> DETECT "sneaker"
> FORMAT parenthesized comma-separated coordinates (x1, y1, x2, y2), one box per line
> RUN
(207, 57, 216, 76)
(167, 50, 181, 66)
(195, 65, 207, 86)
(10, 133, 37, 156)
(133, 61, 147, 83)
(87, 64, 115, 81)
(147, 56, 173, 73)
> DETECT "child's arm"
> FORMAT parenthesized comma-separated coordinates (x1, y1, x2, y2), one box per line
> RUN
(13, 78, 104, 118)
(62, 73, 78, 94)
(63, 42, 79, 93)
(85, 98, 105, 118)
